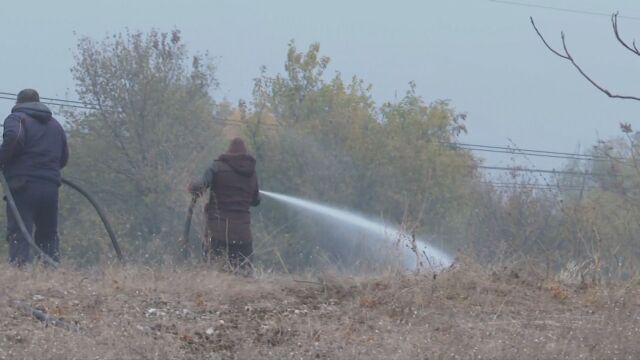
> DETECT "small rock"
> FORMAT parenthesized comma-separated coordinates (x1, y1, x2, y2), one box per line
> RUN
(32, 295, 45, 301)
(206, 327, 214, 335)
(146, 308, 166, 316)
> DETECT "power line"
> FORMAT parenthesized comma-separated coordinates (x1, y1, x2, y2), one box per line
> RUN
(0, 92, 90, 106)
(489, 185, 584, 191)
(476, 164, 618, 177)
(0, 93, 632, 171)
(0, 95, 119, 112)
(0, 95, 269, 126)
(481, 181, 596, 191)
(0, 97, 611, 192)
(488, 0, 640, 21)
(0, 94, 625, 153)
(225, 118, 625, 163)
(224, 120, 622, 163)
(225, 120, 625, 163)
(452, 144, 631, 164)
(446, 141, 604, 160)
(449, 143, 601, 161)
(0, 95, 101, 111)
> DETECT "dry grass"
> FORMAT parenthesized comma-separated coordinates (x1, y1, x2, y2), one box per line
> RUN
(0, 259, 639, 359)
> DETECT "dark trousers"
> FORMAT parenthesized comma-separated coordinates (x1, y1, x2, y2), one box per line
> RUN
(6, 179, 60, 266)
(207, 241, 254, 272)
(204, 214, 254, 273)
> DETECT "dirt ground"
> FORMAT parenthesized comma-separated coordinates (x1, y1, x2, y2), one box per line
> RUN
(0, 260, 639, 359)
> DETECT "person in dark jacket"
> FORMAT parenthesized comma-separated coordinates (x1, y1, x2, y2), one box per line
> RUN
(189, 138, 260, 273)
(0, 89, 69, 265)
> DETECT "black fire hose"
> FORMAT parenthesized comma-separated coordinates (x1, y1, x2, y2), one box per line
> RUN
(60, 178, 124, 263)
(0, 173, 124, 264)
(181, 196, 198, 259)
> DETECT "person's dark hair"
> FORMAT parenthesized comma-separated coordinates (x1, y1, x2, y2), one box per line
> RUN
(226, 137, 248, 155)
(16, 89, 40, 104)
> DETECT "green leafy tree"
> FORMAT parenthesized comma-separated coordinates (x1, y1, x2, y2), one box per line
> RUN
(63, 29, 220, 262)
(241, 42, 477, 270)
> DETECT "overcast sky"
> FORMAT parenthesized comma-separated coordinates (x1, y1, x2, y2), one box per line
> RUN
(2, 0, 640, 173)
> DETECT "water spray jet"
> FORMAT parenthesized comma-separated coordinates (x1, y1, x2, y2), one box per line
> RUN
(260, 190, 454, 270)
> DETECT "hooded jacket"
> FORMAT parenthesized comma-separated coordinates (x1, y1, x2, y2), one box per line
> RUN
(0, 102, 69, 185)
(192, 153, 260, 216)
(209, 153, 260, 217)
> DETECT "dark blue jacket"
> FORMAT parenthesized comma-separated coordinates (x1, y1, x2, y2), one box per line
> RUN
(0, 102, 69, 185)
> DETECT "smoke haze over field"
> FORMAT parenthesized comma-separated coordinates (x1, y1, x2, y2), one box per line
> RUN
(4, 3, 640, 357)
(1, 1, 640, 275)
(2, 0, 640, 171)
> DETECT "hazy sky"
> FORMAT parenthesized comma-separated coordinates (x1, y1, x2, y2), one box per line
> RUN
(2, 0, 640, 172)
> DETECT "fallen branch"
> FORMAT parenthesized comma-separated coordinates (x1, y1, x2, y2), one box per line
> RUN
(12, 300, 78, 332)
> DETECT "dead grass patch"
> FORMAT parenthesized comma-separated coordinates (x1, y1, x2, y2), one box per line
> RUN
(0, 261, 638, 359)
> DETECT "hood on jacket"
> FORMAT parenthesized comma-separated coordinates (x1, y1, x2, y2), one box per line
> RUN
(11, 102, 52, 123)
(219, 153, 256, 177)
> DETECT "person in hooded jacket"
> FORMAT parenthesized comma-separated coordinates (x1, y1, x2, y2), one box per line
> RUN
(0, 89, 69, 265)
(189, 138, 260, 273)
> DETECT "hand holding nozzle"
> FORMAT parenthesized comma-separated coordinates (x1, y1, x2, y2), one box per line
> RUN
(187, 182, 205, 198)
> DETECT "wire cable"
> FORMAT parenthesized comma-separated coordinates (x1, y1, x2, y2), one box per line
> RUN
(444, 141, 619, 161)
(451, 144, 599, 161)
(488, 0, 640, 21)
(476, 164, 618, 177)
(0, 92, 91, 106)
(0, 93, 633, 175)
(480, 181, 597, 191)
(0, 95, 101, 111)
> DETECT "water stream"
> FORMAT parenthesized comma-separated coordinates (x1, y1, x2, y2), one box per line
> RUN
(260, 190, 454, 270)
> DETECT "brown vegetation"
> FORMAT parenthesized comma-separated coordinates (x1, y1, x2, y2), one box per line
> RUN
(1, 260, 639, 359)
(0, 29, 632, 280)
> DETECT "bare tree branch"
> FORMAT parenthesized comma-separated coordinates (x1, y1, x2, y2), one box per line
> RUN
(612, 12, 640, 56)
(531, 17, 640, 102)
(530, 18, 570, 60)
